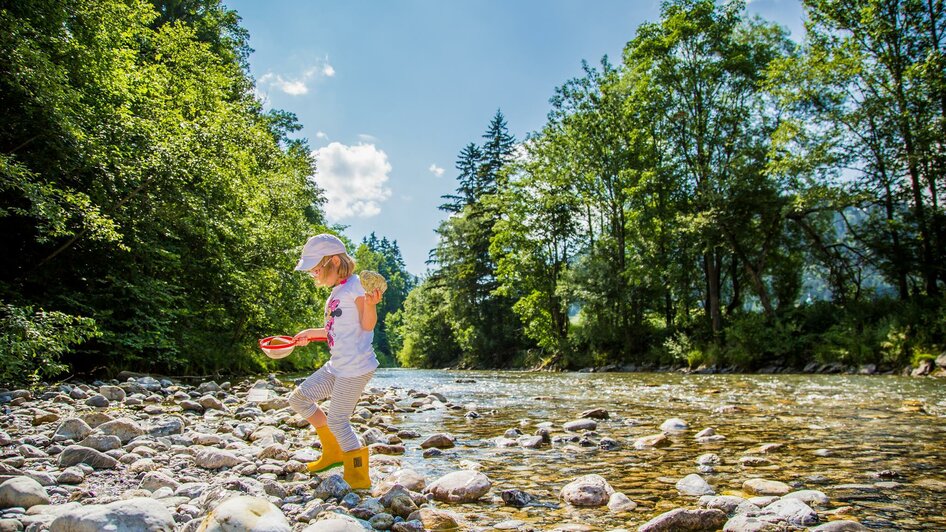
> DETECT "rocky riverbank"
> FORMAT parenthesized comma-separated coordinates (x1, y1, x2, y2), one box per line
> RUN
(0, 375, 891, 531)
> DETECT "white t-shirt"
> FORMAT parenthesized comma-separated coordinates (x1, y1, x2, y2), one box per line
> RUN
(323, 274, 378, 377)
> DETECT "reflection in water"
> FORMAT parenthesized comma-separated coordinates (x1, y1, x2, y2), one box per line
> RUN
(353, 370, 945, 530)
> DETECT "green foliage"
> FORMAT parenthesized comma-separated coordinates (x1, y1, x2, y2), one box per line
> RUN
(0, 305, 100, 386)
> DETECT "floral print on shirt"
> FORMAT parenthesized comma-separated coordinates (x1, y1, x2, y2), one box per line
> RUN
(325, 298, 342, 348)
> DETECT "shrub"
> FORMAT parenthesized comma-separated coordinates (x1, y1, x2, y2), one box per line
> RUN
(0, 304, 99, 386)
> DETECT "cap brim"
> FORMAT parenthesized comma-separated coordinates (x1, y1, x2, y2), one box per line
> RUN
(294, 256, 321, 271)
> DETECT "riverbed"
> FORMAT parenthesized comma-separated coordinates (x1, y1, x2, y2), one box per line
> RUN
(362, 369, 946, 530)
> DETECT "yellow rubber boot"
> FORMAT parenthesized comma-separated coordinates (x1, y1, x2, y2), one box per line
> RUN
(342, 446, 371, 489)
(306, 425, 343, 473)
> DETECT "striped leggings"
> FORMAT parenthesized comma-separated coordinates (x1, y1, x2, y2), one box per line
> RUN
(287, 365, 374, 452)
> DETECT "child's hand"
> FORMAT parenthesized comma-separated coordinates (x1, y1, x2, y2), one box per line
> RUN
(364, 289, 382, 306)
(293, 331, 311, 347)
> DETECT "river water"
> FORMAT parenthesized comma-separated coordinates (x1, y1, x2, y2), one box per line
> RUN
(350, 369, 946, 530)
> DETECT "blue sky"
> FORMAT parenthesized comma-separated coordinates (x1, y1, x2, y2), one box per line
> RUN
(224, 0, 806, 276)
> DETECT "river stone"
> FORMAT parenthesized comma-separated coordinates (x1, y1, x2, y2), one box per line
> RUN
(809, 521, 870, 531)
(49, 497, 174, 531)
(743, 479, 790, 496)
(419, 433, 455, 449)
(53, 418, 93, 442)
(639, 508, 727, 532)
(425, 470, 491, 503)
(80, 412, 113, 428)
(518, 435, 544, 448)
(96, 418, 144, 443)
(677, 474, 715, 496)
(85, 395, 109, 408)
(579, 408, 609, 419)
(181, 400, 204, 413)
(138, 471, 180, 492)
(99, 385, 125, 402)
(559, 474, 614, 507)
(249, 426, 285, 446)
(696, 453, 721, 465)
(607, 492, 637, 513)
(257, 444, 290, 461)
(379, 485, 417, 518)
(0, 477, 50, 509)
(761, 498, 818, 526)
(258, 397, 289, 412)
(197, 495, 291, 532)
(406, 508, 459, 531)
(783, 489, 829, 506)
(634, 434, 670, 449)
(195, 448, 241, 469)
(31, 409, 59, 425)
(77, 433, 122, 452)
(302, 514, 372, 531)
(660, 418, 688, 431)
(313, 474, 352, 501)
(563, 419, 597, 432)
(198, 395, 226, 411)
(147, 417, 185, 438)
(58, 445, 118, 469)
(698, 495, 746, 514)
(377, 469, 426, 493)
(723, 514, 790, 531)
(56, 466, 86, 485)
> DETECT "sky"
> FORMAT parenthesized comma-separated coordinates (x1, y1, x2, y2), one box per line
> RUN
(223, 0, 807, 276)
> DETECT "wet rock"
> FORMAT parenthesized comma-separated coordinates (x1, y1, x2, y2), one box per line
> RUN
(783, 489, 829, 506)
(518, 435, 544, 449)
(634, 434, 670, 449)
(53, 418, 93, 442)
(419, 433, 455, 449)
(49, 497, 174, 531)
(638, 508, 727, 532)
(677, 474, 715, 496)
(375, 469, 426, 494)
(746, 443, 783, 454)
(559, 474, 614, 507)
(723, 514, 789, 531)
(761, 498, 818, 526)
(740, 456, 772, 467)
(563, 419, 597, 432)
(607, 492, 637, 513)
(743, 478, 791, 496)
(198, 495, 291, 531)
(0, 477, 49, 509)
(58, 446, 118, 469)
(696, 453, 721, 465)
(579, 408, 609, 419)
(660, 418, 688, 431)
(698, 495, 747, 514)
(425, 470, 491, 503)
(809, 521, 870, 531)
(406, 508, 459, 531)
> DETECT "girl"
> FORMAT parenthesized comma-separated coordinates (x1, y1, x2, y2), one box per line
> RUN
(288, 233, 381, 489)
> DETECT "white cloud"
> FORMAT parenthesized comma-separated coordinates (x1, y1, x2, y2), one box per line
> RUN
(428, 164, 445, 177)
(314, 142, 392, 220)
(257, 60, 335, 96)
(316, 131, 328, 139)
(358, 134, 378, 143)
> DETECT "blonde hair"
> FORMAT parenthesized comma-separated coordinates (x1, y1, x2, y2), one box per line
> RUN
(326, 253, 355, 279)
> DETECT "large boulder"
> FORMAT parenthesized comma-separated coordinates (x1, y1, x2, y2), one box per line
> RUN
(424, 470, 491, 503)
(197, 495, 291, 532)
(49, 497, 174, 531)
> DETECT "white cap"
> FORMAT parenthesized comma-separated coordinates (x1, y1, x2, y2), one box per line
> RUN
(294, 234, 347, 271)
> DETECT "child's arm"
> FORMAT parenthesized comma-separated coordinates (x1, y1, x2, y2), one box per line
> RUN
(355, 289, 382, 331)
(293, 328, 327, 346)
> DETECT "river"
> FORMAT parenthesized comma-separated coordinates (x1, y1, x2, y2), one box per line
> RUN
(338, 369, 946, 530)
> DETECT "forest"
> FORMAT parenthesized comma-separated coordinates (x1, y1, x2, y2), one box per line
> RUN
(1, 0, 943, 384)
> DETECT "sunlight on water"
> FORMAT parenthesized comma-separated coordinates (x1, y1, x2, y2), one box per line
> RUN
(353, 370, 946, 530)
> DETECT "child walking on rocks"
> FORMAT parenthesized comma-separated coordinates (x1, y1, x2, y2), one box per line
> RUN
(287, 234, 381, 489)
